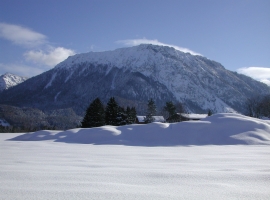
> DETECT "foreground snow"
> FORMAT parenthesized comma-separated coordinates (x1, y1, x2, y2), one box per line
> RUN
(9, 113, 270, 145)
(1, 113, 270, 199)
(1, 135, 270, 200)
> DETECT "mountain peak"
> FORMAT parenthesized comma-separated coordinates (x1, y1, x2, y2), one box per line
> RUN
(0, 73, 28, 91)
(55, 44, 199, 71)
(0, 46, 269, 116)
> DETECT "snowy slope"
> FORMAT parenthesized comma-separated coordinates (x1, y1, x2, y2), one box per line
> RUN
(0, 44, 269, 115)
(53, 44, 269, 112)
(10, 113, 270, 145)
(0, 73, 28, 91)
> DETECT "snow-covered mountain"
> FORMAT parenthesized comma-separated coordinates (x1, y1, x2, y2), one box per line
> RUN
(0, 73, 28, 91)
(0, 118, 10, 127)
(0, 44, 269, 115)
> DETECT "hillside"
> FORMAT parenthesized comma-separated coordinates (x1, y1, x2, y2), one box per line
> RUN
(0, 44, 269, 128)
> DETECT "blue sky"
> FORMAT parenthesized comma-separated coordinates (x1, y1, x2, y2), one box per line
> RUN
(0, 0, 269, 85)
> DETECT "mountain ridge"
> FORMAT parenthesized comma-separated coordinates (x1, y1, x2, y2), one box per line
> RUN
(0, 73, 28, 92)
(0, 44, 269, 118)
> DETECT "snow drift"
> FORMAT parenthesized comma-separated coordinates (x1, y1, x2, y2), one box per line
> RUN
(10, 113, 270, 145)
(2, 114, 270, 200)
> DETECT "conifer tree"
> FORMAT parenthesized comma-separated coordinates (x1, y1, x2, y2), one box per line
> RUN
(126, 106, 132, 124)
(164, 101, 176, 118)
(131, 107, 137, 122)
(116, 106, 127, 126)
(105, 97, 119, 125)
(81, 98, 105, 128)
(144, 98, 156, 123)
(164, 101, 180, 122)
(126, 106, 137, 124)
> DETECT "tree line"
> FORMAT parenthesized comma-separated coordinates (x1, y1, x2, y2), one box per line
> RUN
(246, 94, 270, 118)
(81, 97, 137, 128)
(81, 97, 188, 128)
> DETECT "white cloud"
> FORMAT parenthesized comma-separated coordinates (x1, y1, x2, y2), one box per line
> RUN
(0, 22, 76, 74)
(260, 79, 270, 86)
(117, 38, 201, 56)
(0, 63, 44, 77)
(24, 47, 76, 67)
(237, 67, 270, 86)
(0, 22, 46, 47)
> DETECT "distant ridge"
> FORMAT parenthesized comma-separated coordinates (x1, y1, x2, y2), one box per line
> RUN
(0, 73, 28, 91)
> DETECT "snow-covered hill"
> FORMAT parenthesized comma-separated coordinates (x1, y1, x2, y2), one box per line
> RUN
(0, 73, 28, 91)
(0, 44, 269, 115)
(10, 113, 270, 145)
(1, 113, 270, 200)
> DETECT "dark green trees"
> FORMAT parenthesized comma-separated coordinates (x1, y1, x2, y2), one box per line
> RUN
(81, 98, 105, 128)
(126, 106, 137, 124)
(163, 101, 178, 122)
(115, 106, 127, 126)
(208, 109, 213, 116)
(246, 94, 270, 118)
(163, 101, 186, 122)
(105, 97, 119, 125)
(144, 98, 157, 123)
(105, 97, 137, 125)
(164, 101, 176, 118)
(81, 97, 137, 127)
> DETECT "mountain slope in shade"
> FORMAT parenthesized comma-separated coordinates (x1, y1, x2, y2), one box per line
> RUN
(0, 73, 28, 91)
(0, 44, 269, 115)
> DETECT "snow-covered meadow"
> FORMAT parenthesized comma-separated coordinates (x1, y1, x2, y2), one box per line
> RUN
(1, 113, 270, 199)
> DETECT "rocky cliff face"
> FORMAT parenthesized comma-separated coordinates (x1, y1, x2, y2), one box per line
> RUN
(0, 44, 269, 116)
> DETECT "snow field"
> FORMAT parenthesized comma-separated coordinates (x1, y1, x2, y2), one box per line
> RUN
(1, 113, 270, 199)
(0, 136, 269, 200)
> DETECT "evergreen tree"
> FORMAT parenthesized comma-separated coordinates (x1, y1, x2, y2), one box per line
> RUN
(126, 106, 132, 124)
(164, 101, 176, 118)
(144, 98, 156, 123)
(208, 109, 213, 116)
(164, 101, 181, 122)
(105, 97, 119, 125)
(81, 98, 105, 128)
(126, 106, 137, 124)
(116, 106, 127, 126)
(131, 107, 137, 122)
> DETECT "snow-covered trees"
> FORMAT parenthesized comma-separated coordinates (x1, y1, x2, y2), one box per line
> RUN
(144, 98, 157, 123)
(81, 98, 105, 128)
